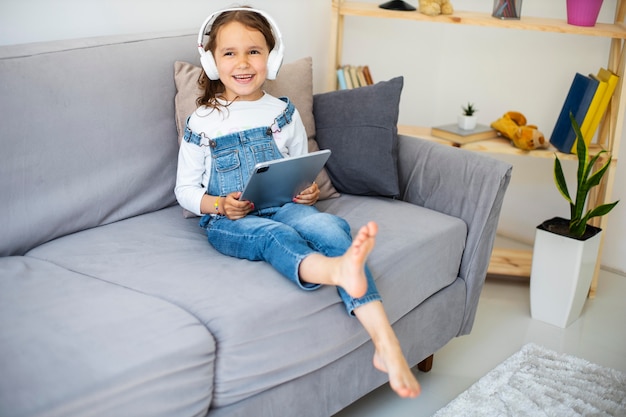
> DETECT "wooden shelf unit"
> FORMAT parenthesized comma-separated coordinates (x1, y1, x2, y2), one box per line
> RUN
(330, 0, 626, 296)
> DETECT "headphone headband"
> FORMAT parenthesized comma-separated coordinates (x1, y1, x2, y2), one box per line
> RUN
(197, 7, 284, 80)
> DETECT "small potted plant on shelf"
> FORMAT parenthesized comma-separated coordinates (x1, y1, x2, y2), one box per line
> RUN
(530, 113, 619, 328)
(458, 102, 478, 130)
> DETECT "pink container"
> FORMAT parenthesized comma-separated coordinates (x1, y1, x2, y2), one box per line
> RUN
(566, 0, 604, 27)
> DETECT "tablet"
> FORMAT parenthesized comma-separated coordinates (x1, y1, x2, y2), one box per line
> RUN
(239, 149, 331, 210)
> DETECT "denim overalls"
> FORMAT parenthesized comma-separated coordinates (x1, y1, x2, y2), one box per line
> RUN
(183, 97, 381, 315)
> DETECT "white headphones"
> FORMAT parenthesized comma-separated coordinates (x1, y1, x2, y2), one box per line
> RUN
(197, 7, 284, 81)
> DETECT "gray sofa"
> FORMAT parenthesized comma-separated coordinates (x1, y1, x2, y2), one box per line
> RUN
(0, 31, 512, 417)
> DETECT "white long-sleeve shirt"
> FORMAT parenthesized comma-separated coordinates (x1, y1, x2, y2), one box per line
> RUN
(175, 93, 308, 216)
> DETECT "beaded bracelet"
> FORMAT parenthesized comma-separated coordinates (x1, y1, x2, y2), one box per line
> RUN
(214, 196, 221, 215)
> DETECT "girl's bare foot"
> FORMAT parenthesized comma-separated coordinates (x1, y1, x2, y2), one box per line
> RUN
(354, 301, 421, 399)
(373, 347, 421, 398)
(297, 221, 377, 298)
(334, 221, 377, 298)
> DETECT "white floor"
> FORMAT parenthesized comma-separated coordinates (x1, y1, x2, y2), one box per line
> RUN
(334, 248, 626, 416)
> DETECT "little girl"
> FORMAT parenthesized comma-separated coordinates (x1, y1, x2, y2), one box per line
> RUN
(175, 7, 420, 399)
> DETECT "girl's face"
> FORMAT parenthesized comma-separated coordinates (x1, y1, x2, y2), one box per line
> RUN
(214, 21, 269, 102)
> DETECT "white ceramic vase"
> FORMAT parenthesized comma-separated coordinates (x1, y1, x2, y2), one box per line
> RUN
(530, 217, 602, 328)
(457, 114, 478, 130)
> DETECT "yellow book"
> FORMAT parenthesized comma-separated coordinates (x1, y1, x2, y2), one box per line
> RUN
(572, 68, 618, 152)
(587, 68, 619, 139)
(356, 66, 368, 87)
(572, 74, 607, 152)
(348, 65, 360, 88)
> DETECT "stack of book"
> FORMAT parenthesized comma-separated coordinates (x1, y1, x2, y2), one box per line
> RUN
(550, 68, 619, 154)
(337, 65, 374, 89)
(430, 123, 498, 145)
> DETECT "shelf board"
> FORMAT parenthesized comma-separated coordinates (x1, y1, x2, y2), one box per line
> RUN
(488, 248, 532, 277)
(337, 1, 626, 39)
(462, 138, 607, 159)
(398, 124, 608, 161)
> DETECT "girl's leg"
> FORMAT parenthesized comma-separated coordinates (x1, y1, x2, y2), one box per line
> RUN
(273, 204, 372, 298)
(296, 217, 420, 398)
(354, 300, 421, 399)
(206, 214, 319, 290)
(207, 206, 376, 295)
(272, 204, 380, 311)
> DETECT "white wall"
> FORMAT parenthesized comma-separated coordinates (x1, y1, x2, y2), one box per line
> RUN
(1, 0, 624, 274)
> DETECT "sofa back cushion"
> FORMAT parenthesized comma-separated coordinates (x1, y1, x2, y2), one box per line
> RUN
(0, 32, 198, 255)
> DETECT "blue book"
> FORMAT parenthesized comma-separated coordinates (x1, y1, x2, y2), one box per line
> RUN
(336, 68, 347, 90)
(550, 73, 599, 153)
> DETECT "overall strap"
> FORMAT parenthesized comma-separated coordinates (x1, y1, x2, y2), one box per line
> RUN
(266, 97, 295, 135)
(182, 116, 212, 147)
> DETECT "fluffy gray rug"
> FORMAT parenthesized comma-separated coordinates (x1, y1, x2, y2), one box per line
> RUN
(434, 343, 626, 416)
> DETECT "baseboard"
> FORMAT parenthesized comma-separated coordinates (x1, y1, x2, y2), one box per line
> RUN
(600, 265, 626, 278)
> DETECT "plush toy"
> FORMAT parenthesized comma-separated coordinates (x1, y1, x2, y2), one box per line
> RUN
(419, 0, 454, 16)
(491, 111, 549, 151)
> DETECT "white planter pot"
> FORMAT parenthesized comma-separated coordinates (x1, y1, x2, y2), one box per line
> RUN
(457, 114, 478, 130)
(530, 217, 602, 328)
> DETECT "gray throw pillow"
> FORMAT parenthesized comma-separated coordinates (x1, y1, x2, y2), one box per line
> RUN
(313, 76, 403, 197)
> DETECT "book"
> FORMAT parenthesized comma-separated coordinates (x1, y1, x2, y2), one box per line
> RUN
(574, 68, 619, 151)
(362, 65, 374, 85)
(348, 65, 360, 88)
(336, 68, 347, 90)
(342, 66, 353, 89)
(550, 73, 599, 153)
(572, 73, 607, 152)
(431, 123, 498, 144)
(356, 66, 368, 87)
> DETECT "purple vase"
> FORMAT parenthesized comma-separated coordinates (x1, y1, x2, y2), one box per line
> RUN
(567, 0, 604, 27)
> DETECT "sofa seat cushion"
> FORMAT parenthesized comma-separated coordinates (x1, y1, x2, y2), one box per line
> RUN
(25, 201, 466, 408)
(316, 194, 467, 321)
(0, 256, 215, 417)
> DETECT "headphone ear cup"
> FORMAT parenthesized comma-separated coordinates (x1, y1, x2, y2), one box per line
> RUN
(266, 50, 283, 80)
(200, 51, 220, 80)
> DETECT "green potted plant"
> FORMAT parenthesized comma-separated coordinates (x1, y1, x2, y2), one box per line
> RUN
(458, 102, 478, 130)
(530, 113, 619, 328)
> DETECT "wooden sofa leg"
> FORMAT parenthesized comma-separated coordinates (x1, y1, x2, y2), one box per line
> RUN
(417, 354, 433, 372)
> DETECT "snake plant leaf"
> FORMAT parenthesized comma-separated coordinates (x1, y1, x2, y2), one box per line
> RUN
(585, 152, 611, 189)
(585, 201, 620, 220)
(553, 156, 572, 204)
(572, 113, 588, 186)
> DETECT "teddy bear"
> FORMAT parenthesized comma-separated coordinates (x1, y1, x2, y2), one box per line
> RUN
(419, 0, 454, 16)
(491, 111, 549, 151)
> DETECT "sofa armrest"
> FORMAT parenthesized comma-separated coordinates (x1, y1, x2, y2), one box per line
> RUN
(397, 135, 512, 335)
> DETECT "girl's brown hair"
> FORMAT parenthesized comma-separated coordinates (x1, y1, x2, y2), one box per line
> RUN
(196, 8, 277, 110)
